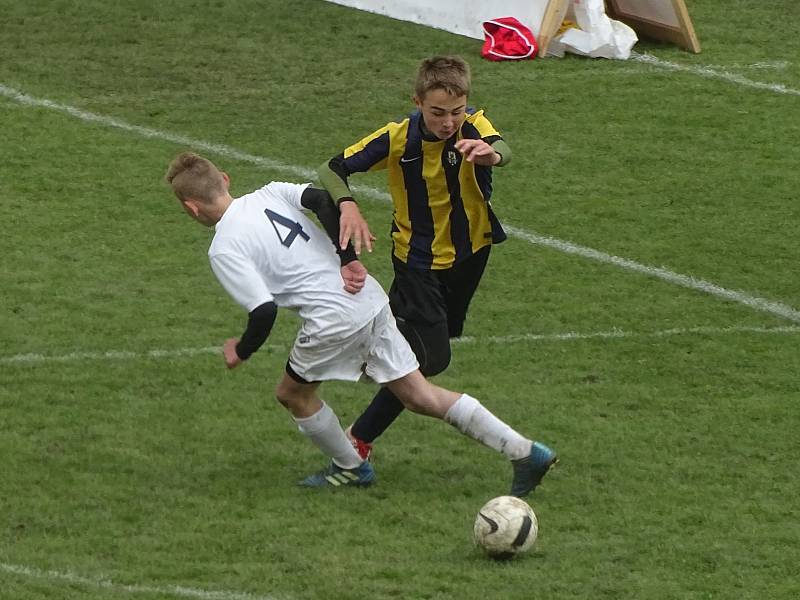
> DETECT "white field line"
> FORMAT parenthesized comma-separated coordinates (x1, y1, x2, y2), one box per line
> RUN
(0, 84, 314, 179)
(452, 324, 800, 345)
(2, 325, 799, 366)
(2, 84, 799, 324)
(1, 346, 223, 365)
(0, 562, 279, 600)
(505, 226, 800, 323)
(631, 52, 800, 97)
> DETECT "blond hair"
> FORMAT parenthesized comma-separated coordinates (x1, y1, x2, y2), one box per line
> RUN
(414, 55, 471, 100)
(165, 152, 226, 203)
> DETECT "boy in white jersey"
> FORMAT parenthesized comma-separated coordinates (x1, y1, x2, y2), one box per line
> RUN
(165, 152, 557, 495)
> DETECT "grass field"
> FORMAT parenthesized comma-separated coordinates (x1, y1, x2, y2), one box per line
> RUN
(1, 1, 799, 598)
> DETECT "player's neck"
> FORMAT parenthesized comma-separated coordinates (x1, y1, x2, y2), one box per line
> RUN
(210, 193, 234, 224)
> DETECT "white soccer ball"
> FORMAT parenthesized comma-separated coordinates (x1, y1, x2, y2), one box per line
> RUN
(473, 495, 538, 559)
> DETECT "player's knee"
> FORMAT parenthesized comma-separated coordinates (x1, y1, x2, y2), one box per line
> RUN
(274, 391, 291, 409)
(394, 379, 451, 419)
(420, 343, 451, 377)
(447, 318, 465, 339)
(396, 386, 436, 415)
(398, 320, 451, 377)
(274, 380, 296, 409)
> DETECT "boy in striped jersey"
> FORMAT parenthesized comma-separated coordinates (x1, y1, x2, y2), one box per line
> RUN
(319, 56, 513, 461)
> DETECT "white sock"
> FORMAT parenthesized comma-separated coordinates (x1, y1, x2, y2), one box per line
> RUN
(444, 394, 532, 460)
(293, 402, 363, 469)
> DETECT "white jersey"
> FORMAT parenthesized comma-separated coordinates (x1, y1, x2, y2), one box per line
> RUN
(208, 182, 388, 339)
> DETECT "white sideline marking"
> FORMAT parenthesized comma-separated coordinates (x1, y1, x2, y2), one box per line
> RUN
(0, 346, 222, 365)
(452, 324, 800, 344)
(747, 60, 789, 71)
(632, 52, 800, 97)
(0, 562, 278, 600)
(2, 325, 798, 366)
(2, 84, 799, 324)
(0, 84, 314, 179)
(505, 226, 800, 324)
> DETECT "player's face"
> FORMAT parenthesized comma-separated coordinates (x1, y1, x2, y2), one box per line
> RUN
(415, 88, 467, 140)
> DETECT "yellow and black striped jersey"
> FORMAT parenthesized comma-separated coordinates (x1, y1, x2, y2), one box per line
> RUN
(338, 109, 507, 270)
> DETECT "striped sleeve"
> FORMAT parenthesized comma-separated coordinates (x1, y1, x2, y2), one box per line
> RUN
(466, 110, 501, 140)
(342, 126, 391, 173)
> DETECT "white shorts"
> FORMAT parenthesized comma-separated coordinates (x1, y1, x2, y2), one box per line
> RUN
(288, 304, 419, 384)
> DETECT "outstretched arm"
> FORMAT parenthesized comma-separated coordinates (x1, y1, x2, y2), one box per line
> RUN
(300, 186, 368, 294)
(318, 157, 375, 255)
(300, 186, 359, 264)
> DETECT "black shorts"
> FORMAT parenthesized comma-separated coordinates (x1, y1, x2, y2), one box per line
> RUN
(388, 245, 491, 338)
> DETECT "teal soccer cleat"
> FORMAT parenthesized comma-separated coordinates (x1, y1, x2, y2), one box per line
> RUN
(299, 460, 375, 488)
(510, 442, 558, 497)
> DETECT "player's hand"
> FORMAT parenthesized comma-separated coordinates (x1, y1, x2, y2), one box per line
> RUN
(339, 201, 376, 255)
(341, 260, 368, 294)
(454, 139, 501, 166)
(223, 338, 243, 369)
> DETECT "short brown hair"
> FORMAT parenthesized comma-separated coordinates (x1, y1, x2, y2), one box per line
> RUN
(414, 55, 471, 100)
(165, 152, 226, 203)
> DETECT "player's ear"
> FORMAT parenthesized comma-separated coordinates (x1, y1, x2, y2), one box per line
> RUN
(181, 199, 201, 219)
(412, 94, 423, 109)
(221, 172, 230, 188)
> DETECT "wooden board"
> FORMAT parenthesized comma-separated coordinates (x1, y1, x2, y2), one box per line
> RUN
(605, 0, 700, 52)
(537, 0, 572, 56)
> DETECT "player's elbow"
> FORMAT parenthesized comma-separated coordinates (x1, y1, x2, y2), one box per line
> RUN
(316, 159, 332, 180)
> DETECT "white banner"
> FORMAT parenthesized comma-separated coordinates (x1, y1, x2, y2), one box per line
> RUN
(323, 0, 551, 40)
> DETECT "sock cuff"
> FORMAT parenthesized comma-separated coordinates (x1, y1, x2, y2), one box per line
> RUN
(444, 393, 480, 428)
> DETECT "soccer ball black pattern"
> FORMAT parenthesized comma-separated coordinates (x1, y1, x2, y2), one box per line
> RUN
(473, 495, 538, 559)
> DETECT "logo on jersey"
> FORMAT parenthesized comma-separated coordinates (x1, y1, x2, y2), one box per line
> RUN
(447, 150, 458, 166)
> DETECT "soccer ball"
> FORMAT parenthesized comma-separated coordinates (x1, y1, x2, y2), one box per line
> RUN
(473, 496, 538, 559)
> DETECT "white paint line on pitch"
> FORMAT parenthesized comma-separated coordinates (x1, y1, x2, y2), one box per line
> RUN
(0, 562, 280, 600)
(0, 84, 315, 179)
(505, 226, 800, 324)
(2, 325, 798, 366)
(452, 324, 800, 345)
(0, 346, 223, 365)
(2, 83, 799, 324)
(631, 52, 800, 96)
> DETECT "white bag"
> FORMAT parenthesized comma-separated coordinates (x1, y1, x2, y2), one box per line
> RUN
(549, 0, 637, 59)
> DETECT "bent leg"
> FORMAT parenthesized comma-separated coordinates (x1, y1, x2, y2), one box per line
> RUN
(398, 318, 451, 377)
(352, 247, 491, 443)
(349, 257, 451, 443)
(385, 370, 460, 418)
(350, 318, 451, 442)
(387, 373, 558, 497)
(275, 372, 363, 469)
(387, 373, 532, 460)
(275, 371, 323, 418)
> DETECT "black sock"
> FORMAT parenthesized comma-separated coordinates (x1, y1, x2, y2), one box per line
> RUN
(350, 386, 405, 443)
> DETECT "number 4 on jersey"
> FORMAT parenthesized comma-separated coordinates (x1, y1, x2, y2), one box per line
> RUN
(264, 208, 310, 248)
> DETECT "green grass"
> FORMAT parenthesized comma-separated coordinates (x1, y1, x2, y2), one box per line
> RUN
(2, 1, 799, 598)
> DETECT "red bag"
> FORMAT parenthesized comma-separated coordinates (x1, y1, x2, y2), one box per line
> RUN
(481, 17, 538, 61)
